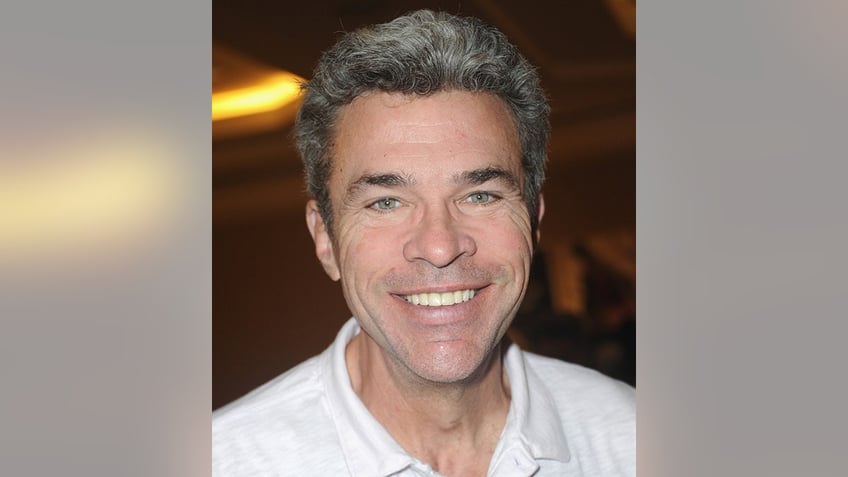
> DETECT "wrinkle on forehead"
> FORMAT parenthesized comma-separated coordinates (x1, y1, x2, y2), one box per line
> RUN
(331, 91, 523, 202)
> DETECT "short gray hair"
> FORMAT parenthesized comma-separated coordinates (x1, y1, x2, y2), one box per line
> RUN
(295, 9, 549, 234)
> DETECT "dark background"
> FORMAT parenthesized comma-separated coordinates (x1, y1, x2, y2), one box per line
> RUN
(213, 0, 636, 409)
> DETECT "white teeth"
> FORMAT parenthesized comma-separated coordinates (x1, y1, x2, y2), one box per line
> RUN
(404, 289, 476, 307)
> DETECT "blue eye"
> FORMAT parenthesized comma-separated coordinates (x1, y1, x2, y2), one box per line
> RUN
(467, 192, 494, 204)
(371, 197, 401, 210)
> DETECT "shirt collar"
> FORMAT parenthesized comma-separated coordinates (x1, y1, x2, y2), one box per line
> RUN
(322, 319, 414, 477)
(321, 319, 571, 476)
(498, 342, 572, 463)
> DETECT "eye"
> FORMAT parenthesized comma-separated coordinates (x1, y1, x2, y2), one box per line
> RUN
(370, 197, 401, 211)
(465, 191, 497, 204)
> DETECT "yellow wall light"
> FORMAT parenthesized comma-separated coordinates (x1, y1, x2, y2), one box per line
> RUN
(212, 72, 305, 122)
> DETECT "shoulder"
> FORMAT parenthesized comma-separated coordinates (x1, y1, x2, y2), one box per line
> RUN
(523, 351, 635, 475)
(213, 355, 323, 424)
(212, 356, 346, 475)
(523, 351, 635, 414)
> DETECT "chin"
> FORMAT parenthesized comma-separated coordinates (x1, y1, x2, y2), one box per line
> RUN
(404, 342, 494, 384)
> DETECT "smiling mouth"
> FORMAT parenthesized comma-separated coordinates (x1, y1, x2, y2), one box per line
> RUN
(403, 289, 477, 307)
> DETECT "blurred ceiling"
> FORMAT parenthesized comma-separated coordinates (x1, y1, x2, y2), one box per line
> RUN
(213, 0, 635, 228)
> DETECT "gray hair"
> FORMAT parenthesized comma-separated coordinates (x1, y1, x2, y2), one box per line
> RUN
(295, 9, 549, 235)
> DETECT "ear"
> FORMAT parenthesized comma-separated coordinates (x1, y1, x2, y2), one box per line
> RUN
(305, 200, 341, 281)
(534, 193, 545, 246)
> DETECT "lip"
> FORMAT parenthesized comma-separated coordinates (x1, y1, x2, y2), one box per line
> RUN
(391, 282, 489, 296)
(390, 284, 488, 306)
(390, 285, 490, 326)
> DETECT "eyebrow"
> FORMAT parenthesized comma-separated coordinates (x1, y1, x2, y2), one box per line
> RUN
(344, 167, 520, 201)
(455, 167, 520, 189)
(345, 172, 414, 200)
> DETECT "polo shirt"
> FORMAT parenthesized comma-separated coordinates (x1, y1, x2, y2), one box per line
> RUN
(213, 318, 635, 476)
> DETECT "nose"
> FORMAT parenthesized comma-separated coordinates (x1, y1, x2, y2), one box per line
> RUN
(402, 205, 477, 268)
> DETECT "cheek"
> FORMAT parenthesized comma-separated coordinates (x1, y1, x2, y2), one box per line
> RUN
(473, 210, 534, 252)
(337, 225, 401, 286)
(486, 219, 535, 281)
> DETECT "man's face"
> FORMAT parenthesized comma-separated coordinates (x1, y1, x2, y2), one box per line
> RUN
(307, 91, 543, 384)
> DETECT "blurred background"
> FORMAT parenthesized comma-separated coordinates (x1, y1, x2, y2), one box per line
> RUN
(213, 0, 635, 409)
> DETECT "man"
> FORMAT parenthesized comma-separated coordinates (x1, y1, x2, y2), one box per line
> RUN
(214, 10, 635, 476)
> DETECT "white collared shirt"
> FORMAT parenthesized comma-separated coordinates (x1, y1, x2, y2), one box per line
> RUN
(213, 318, 635, 476)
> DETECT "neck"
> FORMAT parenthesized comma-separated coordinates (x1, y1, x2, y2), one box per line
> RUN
(346, 332, 511, 476)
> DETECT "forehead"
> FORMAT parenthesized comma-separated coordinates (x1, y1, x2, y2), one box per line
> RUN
(329, 91, 521, 185)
